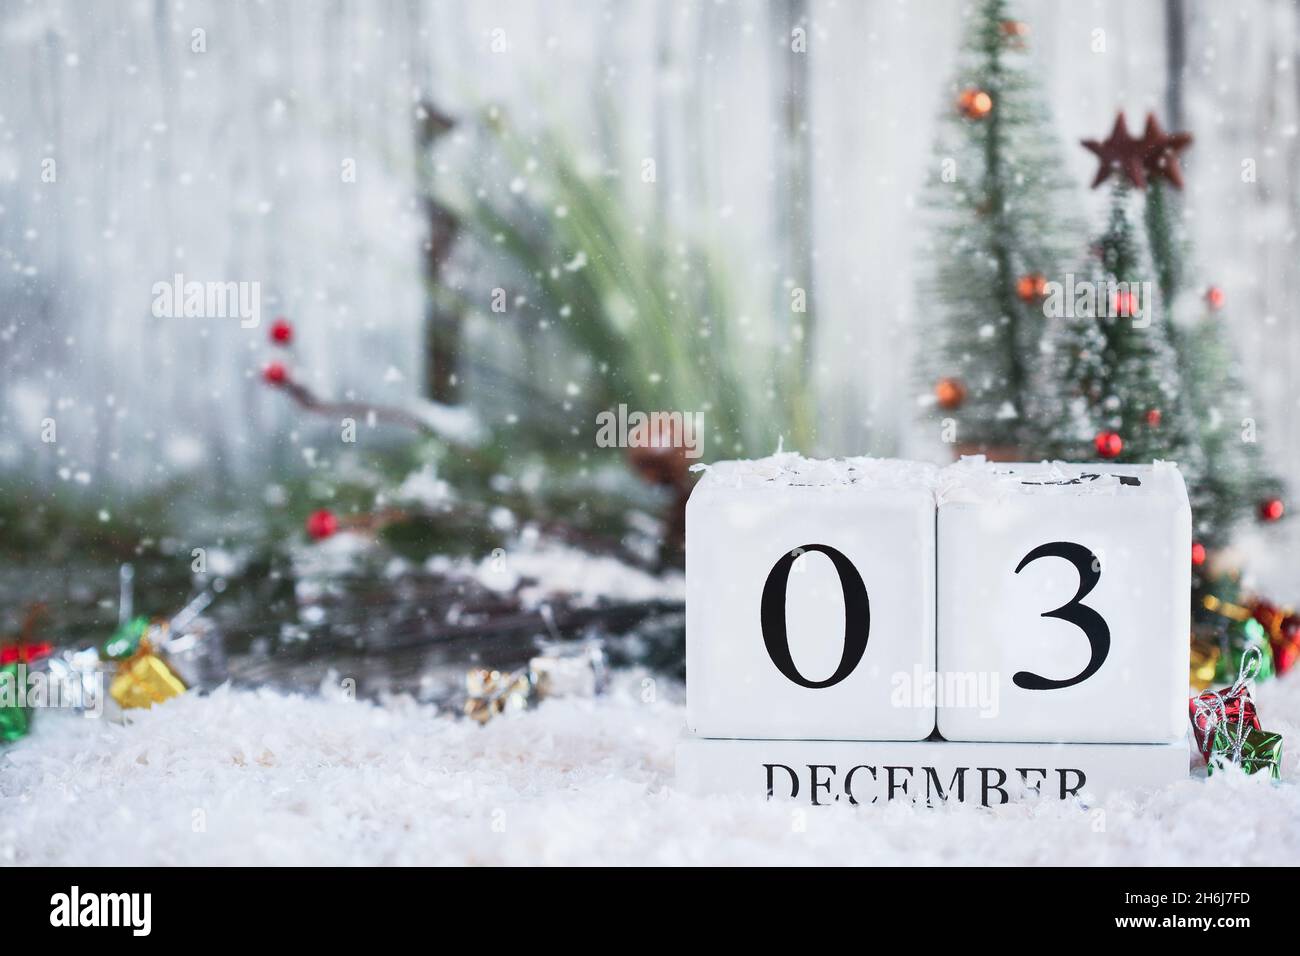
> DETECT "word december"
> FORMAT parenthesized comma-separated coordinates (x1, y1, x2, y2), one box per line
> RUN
(50, 886, 151, 936)
(764, 761, 1087, 807)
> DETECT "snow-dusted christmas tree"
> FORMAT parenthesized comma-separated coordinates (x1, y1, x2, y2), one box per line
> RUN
(1038, 108, 1292, 684)
(1040, 179, 1203, 490)
(917, 0, 1078, 455)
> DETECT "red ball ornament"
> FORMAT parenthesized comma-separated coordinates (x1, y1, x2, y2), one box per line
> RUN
(306, 509, 339, 540)
(1015, 273, 1048, 303)
(1205, 286, 1225, 310)
(262, 361, 288, 386)
(934, 377, 967, 411)
(1112, 290, 1137, 317)
(1000, 20, 1030, 40)
(957, 88, 993, 120)
(270, 317, 293, 345)
(1191, 542, 1207, 567)
(1145, 408, 1162, 427)
(1093, 430, 1123, 459)
(1259, 497, 1285, 522)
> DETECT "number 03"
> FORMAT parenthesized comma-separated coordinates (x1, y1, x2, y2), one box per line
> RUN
(759, 540, 1111, 692)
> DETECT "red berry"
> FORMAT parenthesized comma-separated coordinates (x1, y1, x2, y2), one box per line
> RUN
(1112, 290, 1137, 316)
(1205, 286, 1225, 310)
(263, 362, 288, 386)
(1093, 430, 1123, 459)
(306, 509, 339, 540)
(1145, 408, 1162, 427)
(1259, 498, 1285, 522)
(270, 317, 293, 345)
(1191, 542, 1207, 567)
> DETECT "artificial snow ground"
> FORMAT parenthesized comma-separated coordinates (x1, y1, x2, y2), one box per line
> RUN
(3, 672, 1298, 866)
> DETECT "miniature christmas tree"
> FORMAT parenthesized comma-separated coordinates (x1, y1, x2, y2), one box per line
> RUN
(917, 0, 1079, 455)
(1043, 110, 1292, 683)
(1040, 175, 1203, 489)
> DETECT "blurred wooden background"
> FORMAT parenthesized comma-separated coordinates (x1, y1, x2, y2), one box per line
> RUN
(1, 0, 1297, 585)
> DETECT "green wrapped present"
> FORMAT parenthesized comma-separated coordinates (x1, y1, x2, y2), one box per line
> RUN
(1209, 725, 1282, 781)
(0, 662, 32, 743)
(101, 615, 151, 661)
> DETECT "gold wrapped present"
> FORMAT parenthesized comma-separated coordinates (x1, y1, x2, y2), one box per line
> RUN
(109, 640, 186, 709)
(463, 668, 532, 724)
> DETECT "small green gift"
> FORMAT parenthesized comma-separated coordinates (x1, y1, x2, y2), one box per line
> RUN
(0, 662, 32, 743)
(100, 615, 150, 661)
(1209, 725, 1283, 781)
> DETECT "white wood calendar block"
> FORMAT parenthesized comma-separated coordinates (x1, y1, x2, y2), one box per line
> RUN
(936, 459, 1190, 744)
(686, 454, 938, 741)
(676, 735, 1190, 805)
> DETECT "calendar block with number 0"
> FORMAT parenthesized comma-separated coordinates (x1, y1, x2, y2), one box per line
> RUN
(686, 455, 939, 741)
(936, 460, 1190, 743)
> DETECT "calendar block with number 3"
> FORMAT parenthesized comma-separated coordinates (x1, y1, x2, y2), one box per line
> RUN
(936, 460, 1190, 743)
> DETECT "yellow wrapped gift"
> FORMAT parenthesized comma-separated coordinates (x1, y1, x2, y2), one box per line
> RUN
(109, 638, 186, 709)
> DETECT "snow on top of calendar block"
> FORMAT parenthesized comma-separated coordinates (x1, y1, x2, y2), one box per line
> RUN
(936, 456, 1187, 505)
(691, 452, 940, 491)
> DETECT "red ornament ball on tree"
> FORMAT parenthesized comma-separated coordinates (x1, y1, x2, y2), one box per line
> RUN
(1191, 542, 1207, 566)
(957, 88, 993, 120)
(934, 377, 967, 411)
(1259, 497, 1285, 522)
(270, 317, 293, 345)
(1145, 408, 1162, 427)
(306, 509, 339, 540)
(1015, 273, 1047, 303)
(263, 361, 288, 386)
(1093, 430, 1123, 459)
(1111, 290, 1137, 316)
(1205, 286, 1225, 310)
